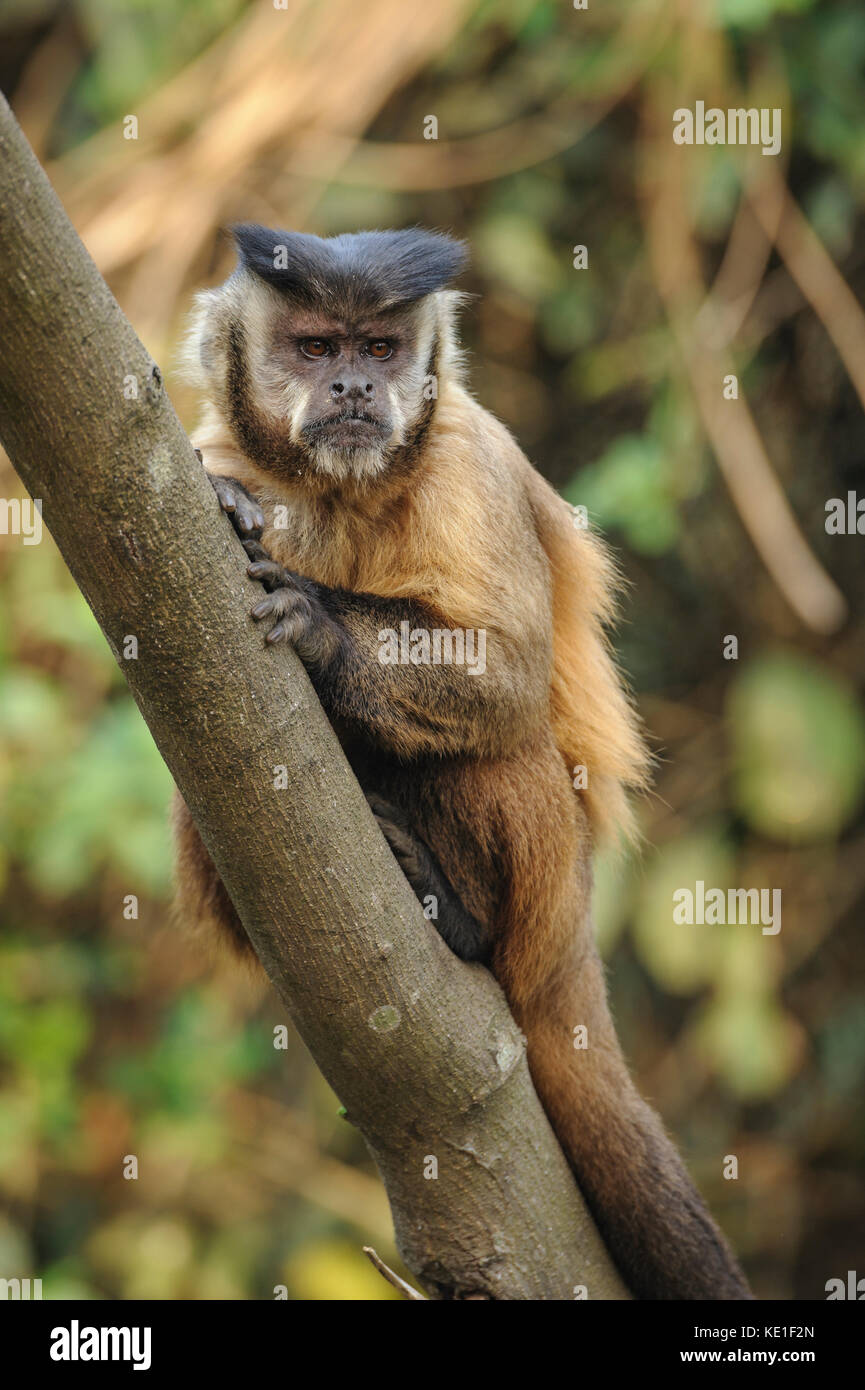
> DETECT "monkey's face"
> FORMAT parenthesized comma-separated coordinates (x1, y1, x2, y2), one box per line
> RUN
(264, 302, 427, 480)
(193, 225, 466, 486)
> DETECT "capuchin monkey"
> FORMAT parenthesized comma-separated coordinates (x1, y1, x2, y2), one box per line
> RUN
(173, 223, 752, 1301)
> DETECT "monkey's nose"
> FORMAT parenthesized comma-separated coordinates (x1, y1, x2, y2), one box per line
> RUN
(331, 378, 373, 400)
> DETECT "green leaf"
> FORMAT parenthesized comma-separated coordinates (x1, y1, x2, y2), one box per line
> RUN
(727, 653, 865, 842)
(24, 699, 174, 895)
(693, 994, 803, 1100)
(472, 213, 564, 300)
(565, 435, 681, 555)
(632, 832, 734, 994)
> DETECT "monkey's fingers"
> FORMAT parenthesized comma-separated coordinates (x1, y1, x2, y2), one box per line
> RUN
(251, 590, 298, 622)
(248, 558, 291, 588)
(207, 472, 266, 539)
(241, 538, 270, 564)
(250, 585, 312, 646)
(266, 608, 324, 654)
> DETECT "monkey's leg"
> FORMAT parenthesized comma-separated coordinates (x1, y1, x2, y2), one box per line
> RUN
(366, 794, 490, 964)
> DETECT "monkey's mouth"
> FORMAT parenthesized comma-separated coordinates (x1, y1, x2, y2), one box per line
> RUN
(303, 411, 390, 451)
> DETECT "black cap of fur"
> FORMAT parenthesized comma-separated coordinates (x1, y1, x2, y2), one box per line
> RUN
(230, 223, 467, 314)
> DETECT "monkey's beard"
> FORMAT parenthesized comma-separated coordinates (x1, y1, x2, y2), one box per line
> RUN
(309, 443, 390, 482)
(297, 407, 399, 483)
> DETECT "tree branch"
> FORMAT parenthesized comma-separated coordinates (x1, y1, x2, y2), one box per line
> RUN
(0, 93, 628, 1301)
(362, 1247, 427, 1300)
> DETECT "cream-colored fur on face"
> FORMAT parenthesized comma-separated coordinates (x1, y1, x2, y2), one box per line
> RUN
(310, 447, 382, 483)
(183, 272, 460, 485)
(186, 270, 648, 844)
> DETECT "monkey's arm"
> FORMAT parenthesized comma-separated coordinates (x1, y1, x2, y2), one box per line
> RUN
(208, 474, 548, 761)
(258, 571, 542, 760)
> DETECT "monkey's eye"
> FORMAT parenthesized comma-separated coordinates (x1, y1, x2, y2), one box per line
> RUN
(300, 339, 330, 358)
(366, 340, 393, 360)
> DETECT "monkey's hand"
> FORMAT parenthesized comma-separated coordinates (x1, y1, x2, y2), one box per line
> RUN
(245, 561, 341, 666)
(205, 467, 268, 559)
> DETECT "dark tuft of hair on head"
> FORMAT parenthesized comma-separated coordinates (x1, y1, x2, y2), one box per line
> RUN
(230, 223, 468, 314)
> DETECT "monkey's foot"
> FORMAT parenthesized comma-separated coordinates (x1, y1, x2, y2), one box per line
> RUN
(207, 471, 266, 543)
(366, 794, 429, 885)
(366, 794, 490, 964)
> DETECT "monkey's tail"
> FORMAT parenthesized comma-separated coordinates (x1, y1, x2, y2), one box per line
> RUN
(507, 947, 753, 1301)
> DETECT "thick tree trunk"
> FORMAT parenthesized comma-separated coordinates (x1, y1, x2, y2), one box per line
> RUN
(0, 93, 629, 1300)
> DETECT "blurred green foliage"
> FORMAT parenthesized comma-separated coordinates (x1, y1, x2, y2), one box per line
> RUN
(728, 653, 865, 842)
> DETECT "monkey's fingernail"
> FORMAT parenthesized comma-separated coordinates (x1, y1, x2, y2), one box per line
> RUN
(266, 624, 286, 644)
(251, 601, 271, 620)
(248, 562, 268, 578)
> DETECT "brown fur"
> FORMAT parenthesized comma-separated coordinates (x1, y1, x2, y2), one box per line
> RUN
(173, 236, 751, 1300)
(195, 377, 648, 809)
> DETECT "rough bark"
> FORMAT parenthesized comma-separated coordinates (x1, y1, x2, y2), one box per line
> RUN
(0, 93, 629, 1300)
